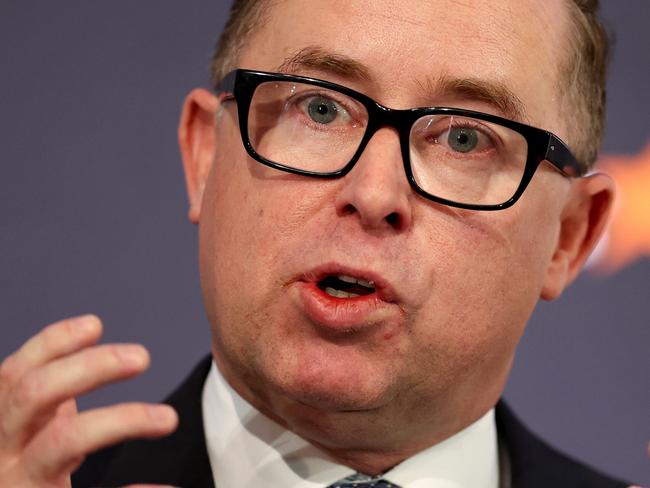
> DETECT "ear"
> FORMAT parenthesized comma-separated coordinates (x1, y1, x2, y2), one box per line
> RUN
(541, 173, 615, 300)
(178, 88, 220, 224)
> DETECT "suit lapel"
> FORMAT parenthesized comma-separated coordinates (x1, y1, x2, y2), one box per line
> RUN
(494, 401, 628, 488)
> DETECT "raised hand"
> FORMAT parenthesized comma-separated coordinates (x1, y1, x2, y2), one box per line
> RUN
(0, 315, 178, 487)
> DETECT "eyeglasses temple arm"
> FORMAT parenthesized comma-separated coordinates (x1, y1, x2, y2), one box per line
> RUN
(545, 134, 585, 177)
(214, 70, 238, 97)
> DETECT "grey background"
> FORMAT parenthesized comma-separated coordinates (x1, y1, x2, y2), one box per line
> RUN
(1, 1, 648, 485)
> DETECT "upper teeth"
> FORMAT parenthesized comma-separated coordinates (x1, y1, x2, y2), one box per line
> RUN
(337, 275, 375, 289)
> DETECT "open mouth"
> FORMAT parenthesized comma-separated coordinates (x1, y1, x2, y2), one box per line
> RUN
(297, 266, 399, 330)
(317, 274, 376, 298)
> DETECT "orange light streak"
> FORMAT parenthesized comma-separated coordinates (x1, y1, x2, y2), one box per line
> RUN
(593, 141, 650, 273)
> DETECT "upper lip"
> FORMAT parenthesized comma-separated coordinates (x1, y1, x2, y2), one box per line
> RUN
(298, 262, 398, 303)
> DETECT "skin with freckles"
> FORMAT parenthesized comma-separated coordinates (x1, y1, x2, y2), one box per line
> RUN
(179, 0, 614, 474)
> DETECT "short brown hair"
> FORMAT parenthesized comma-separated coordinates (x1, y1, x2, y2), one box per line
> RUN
(210, 0, 610, 170)
(210, 0, 271, 85)
(561, 0, 610, 170)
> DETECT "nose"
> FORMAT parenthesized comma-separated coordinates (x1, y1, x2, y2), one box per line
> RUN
(334, 128, 413, 232)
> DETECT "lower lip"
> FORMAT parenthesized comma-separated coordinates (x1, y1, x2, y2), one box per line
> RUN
(296, 282, 395, 332)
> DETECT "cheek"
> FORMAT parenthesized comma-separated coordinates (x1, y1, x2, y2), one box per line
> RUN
(197, 149, 332, 326)
(199, 161, 274, 307)
(411, 198, 560, 366)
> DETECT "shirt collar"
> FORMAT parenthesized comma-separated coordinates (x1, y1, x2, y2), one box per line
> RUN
(202, 361, 499, 488)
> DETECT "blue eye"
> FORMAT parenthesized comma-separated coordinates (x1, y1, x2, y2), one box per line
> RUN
(306, 97, 339, 124)
(448, 127, 479, 153)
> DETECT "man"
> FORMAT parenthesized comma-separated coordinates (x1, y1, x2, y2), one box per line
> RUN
(0, 0, 637, 487)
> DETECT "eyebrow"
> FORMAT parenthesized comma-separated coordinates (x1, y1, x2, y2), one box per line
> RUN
(274, 46, 528, 122)
(275, 46, 371, 81)
(420, 75, 529, 123)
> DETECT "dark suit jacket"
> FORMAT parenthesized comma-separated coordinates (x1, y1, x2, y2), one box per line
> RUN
(72, 356, 630, 488)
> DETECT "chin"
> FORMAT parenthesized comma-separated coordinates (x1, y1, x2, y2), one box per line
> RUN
(287, 385, 385, 412)
(267, 354, 396, 413)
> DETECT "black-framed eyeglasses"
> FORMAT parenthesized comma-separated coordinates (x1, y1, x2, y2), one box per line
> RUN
(215, 69, 584, 211)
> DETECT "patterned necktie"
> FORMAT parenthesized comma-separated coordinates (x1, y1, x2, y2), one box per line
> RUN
(326, 472, 402, 488)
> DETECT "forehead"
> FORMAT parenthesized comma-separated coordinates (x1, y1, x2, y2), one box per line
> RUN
(240, 0, 570, 128)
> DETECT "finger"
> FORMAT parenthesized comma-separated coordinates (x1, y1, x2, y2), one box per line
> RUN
(56, 398, 78, 417)
(4, 343, 149, 447)
(1, 315, 102, 381)
(24, 402, 178, 482)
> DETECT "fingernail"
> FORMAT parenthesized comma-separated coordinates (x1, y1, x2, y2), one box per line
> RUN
(149, 405, 177, 424)
(77, 314, 100, 333)
(116, 344, 147, 367)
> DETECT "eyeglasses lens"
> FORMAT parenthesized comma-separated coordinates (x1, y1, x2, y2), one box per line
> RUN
(248, 81, 366, 173)
(409, 115, 528, 205)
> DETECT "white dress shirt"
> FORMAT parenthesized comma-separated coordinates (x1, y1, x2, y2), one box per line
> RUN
(202, 361, 499, 488)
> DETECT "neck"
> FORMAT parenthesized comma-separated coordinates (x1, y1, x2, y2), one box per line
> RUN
(212, 349, 502, 474)
(311, 441, 434, 475)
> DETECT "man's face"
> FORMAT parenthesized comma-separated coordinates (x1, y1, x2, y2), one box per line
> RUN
(193, 0, 577, 449)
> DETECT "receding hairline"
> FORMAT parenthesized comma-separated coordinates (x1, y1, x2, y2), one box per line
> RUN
(211, 0, 609, 169)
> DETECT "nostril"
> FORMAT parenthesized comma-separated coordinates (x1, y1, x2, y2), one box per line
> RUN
(385, 212, 400, 227)
(335, 192, 410, 231)
(340, 203, 356, 217)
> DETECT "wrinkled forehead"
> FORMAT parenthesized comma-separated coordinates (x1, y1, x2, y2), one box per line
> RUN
(239, 0, 570, 129)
